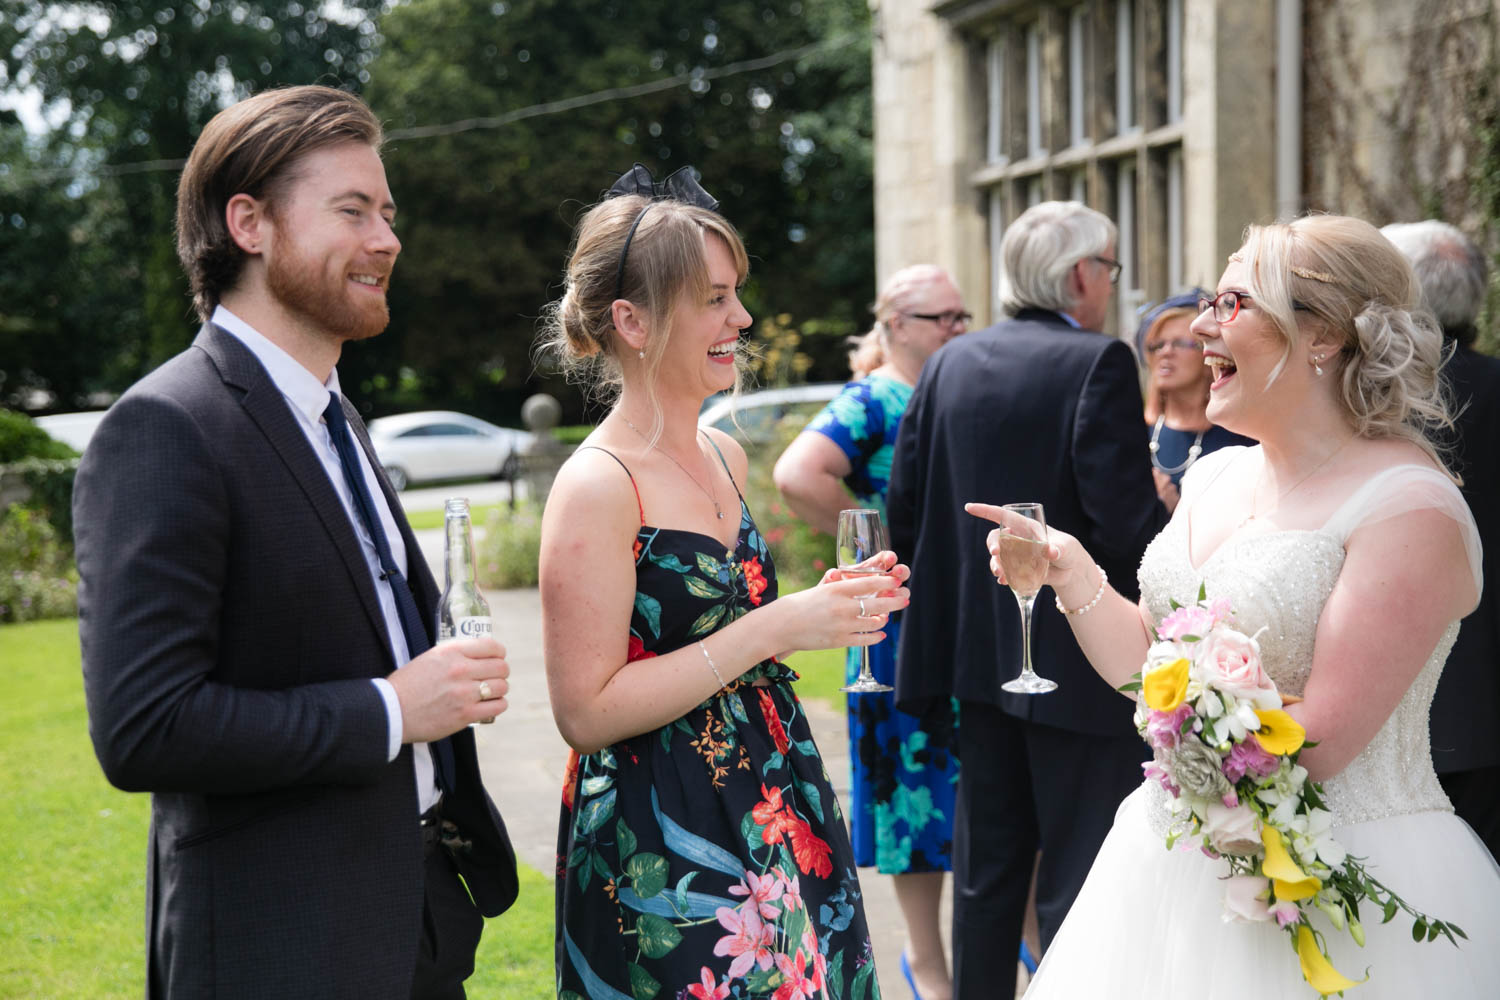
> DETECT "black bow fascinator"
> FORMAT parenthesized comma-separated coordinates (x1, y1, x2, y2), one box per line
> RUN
(606, 162, 720, 213)
(606, 163, 721, 300)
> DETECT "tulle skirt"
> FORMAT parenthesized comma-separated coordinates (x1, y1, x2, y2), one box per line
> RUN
(1024, 785, 1500, 998)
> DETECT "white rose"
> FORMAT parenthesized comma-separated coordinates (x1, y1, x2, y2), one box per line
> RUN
(1222, 875, 1273, 923)
(1197, 628, 1279, 709)
(1201, 801, 1261, 856)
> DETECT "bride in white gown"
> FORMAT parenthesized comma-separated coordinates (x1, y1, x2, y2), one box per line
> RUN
(972, 215, 1500, 997)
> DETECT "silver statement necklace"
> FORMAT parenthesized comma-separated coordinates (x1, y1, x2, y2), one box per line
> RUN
(620, 415, 725, 519)
(1149, 415, 1205, 476)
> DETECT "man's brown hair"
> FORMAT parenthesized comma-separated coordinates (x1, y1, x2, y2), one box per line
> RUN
(175, 85, 383, 321)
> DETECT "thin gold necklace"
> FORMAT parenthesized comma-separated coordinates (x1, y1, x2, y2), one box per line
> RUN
(1241, 437, 1353, 527)
(619, 415, 725, 520)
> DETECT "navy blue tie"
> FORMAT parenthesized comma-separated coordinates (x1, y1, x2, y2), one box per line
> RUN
(323, 392, 456, 792)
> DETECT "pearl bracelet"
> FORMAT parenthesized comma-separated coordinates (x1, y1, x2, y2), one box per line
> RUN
(698, 639, 727, 689)
(1055, 566, 1108, 616)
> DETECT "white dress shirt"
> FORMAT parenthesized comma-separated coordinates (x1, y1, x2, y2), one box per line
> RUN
(212, 305, 439, 813)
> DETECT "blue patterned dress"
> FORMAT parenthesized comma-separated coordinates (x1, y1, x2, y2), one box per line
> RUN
(804, 375, 960, 875)
(555, 442, 881, 1000)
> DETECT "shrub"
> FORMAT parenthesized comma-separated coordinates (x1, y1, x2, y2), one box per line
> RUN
(476, 502, 544, 589)
(8, 457, 80, 543)
(0, 504, 78, 623)
(739, 414, 834, 594)
(0, 409, 77, 463)
(553, 425, 595, 446)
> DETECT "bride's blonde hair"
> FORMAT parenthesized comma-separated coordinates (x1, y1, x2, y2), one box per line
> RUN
(1235, 214, 1454, 476)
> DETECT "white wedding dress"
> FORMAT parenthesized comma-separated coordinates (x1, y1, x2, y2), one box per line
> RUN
(1024, 448, 1500, 998)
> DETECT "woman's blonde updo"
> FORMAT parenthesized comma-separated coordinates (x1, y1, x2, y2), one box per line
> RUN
(538, 192, 750, 415)
(846, 265, 953, 377)
(1235, 214, 1454, 474)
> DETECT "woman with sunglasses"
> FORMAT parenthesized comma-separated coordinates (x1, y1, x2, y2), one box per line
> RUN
(774, 265, 969, 1000)
(972, 215, 1500, 997)
(1135, 291, 1254, 512)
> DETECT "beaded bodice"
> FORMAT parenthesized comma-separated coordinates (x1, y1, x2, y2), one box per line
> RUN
(1137, 514, 1457, 830)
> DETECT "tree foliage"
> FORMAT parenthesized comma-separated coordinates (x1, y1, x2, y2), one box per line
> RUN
(0, 1, 383, 405)
(1, 1, 874, 419)
(355, 0, 873, 423)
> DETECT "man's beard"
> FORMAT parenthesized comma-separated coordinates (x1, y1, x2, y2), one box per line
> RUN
(266, 233, 390, 342)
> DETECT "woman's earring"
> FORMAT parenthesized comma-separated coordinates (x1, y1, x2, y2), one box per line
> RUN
(638, 349, 645, 360)
(1313, 354, 1325, 376)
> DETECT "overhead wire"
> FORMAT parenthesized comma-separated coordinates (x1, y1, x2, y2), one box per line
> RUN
(2, 31, 862, 189)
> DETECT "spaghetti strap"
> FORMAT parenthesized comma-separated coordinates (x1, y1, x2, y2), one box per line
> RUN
(575, 445, 645, 526)
(699, 430, 747, 504)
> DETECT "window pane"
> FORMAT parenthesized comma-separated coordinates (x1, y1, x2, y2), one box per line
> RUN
(1116, 0, 1135, 134)
(1167, 0, 1183, 123)
(1069, 9, 1086, 146)
(1027, 23, 1043, 158)
(987, 36, 1005, 163)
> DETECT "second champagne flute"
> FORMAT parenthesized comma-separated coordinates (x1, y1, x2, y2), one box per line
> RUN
(996, 502, 1058, 695)
(836, 508, 894, 694)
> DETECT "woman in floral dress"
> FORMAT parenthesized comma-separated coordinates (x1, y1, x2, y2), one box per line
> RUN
(774, 266, 967, 1000)
(538, 167, 909, 1000)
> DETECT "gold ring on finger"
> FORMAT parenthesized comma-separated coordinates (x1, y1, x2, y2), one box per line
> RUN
(858, 598, 867, 617)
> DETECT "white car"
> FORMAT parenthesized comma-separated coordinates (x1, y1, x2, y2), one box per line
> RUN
(698, 383, 844, 445)
(366, 411, 534, 492)
(34, 410, 109, 453)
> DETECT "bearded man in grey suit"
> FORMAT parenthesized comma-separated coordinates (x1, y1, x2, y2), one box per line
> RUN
(73, 85, 517, 999)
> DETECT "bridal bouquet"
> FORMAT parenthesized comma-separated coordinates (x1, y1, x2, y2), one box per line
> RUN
(1122, 586, 1465, 997)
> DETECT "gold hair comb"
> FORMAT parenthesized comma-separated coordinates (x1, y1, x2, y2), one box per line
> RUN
(1290, 265, 1335, 283)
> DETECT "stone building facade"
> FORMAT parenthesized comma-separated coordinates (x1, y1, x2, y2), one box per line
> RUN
(873, 0, 1500, 336)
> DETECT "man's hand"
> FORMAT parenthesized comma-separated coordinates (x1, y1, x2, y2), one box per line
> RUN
(388, 637, 510, 742)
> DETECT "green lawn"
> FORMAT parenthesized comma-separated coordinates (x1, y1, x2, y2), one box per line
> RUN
(0, 620, 554, 999)
(783, 645, 849, 711)
(404, 501, 507, 532)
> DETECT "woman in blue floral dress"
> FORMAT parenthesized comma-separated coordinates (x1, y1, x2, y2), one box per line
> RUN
(538, 168, 910, 1000)
(774, 266, 967, 1000)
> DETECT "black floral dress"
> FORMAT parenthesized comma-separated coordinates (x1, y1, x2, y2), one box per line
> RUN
(555, 444, 880, 1000)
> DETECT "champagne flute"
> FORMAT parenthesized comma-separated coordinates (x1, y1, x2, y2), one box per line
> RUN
(836, 508, 894, 694)
(996, 503, 1058, 695)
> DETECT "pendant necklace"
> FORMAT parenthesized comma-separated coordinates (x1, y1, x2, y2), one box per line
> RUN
(1240, 437, 1352, 529)
(620, 415, 725, 519)
(1149, 415, 1206, 477)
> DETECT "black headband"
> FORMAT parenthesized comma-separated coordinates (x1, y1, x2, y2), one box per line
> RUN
(606, 163, 721, 302)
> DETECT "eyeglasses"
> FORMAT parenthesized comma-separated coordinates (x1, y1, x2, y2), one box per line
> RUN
(1197, 290, 1254, 324)
(1092, 256, 1123, 285)
(1144, 338, 1200, 355)
(906, 310, 973, 328)
(1198, 289, 1312, 324)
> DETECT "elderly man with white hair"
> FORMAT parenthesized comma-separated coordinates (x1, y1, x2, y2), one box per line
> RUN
(886, 201, 1166, 997)
(1383, 219, 1500, 862)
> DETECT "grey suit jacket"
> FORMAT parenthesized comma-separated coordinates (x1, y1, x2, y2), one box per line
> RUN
(73, 323, 516, 999)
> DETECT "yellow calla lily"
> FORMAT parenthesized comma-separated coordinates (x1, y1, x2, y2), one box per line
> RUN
(1296, 924, 1363, 996)
(1143, 657, 1191, 712)
(1253, 708, 1307, 756)
(1261, 826, 1322, 901)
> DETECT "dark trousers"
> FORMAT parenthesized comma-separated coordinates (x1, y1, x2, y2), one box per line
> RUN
(410, 832, 485, 1000)
(1439, 765, 1500, 864)
(951, 701, 1145, 1000)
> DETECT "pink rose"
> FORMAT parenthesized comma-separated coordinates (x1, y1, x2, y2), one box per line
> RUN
(1200, 801, 1261, 856)
(1223, 875, 1273, 923)
(1197, 628, 1279, 709)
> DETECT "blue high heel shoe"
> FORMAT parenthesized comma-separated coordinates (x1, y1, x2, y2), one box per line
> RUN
(1019, 939, 1039, 975)
(899, 952, 923, 1000)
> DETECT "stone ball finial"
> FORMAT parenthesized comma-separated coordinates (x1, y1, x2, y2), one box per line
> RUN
(521, 393, 561, 432)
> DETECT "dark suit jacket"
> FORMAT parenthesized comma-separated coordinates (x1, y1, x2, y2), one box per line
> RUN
(1431, 343, 1500, 774)
(73, 324, 517, 1000)
(887, 309, 1168, 736)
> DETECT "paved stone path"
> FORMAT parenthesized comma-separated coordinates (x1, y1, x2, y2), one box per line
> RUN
(409, 524, 1022, 997)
